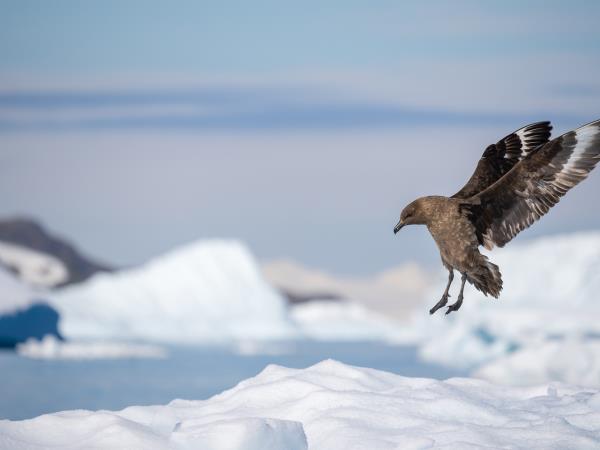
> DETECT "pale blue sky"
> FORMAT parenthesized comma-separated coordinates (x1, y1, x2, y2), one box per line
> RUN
(2, 1, 600, 73)
(0, 1, 599, 274)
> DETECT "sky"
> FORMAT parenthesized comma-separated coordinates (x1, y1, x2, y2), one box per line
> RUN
(0, 1, 599, 274)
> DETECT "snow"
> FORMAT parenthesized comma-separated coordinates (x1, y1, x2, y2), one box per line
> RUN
(48, 240, 299, 343)
(408, 231, 600, 369)
(0, 266, 37, 314)
(0, 241, 68, 287)
(0, 267, 61, 345)
(475, 337, 600, 388)
(171, 418, 307, 450)
(232, 340, 293, 356)
(47, 239, 414, 345)
(290, 300, 412, 341)
(16, 335, 167, 360)
(2, 359, 600, 449)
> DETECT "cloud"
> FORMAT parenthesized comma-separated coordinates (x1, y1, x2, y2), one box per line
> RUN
(0, 82, 591, 132)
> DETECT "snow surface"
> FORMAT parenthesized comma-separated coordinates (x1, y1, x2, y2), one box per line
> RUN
(2, 359, 600, 449)
(0, 241, 68, 287)
(16, 335, 167, 360)
(407, 232, 600, 369)
(49, 240, 299, 343)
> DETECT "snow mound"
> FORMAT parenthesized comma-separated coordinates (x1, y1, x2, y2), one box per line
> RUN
(17, 335, 167, 360)
(2, 360, 600, 449)
(48, 240, 298, 343)
(410, 231, 600, 369)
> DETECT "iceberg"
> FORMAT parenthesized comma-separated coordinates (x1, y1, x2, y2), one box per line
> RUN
(0, 266, 37, 315)
(49, 240, 299, 343)
(290, 300, 413, 342)
(16, 335, 167, 360)
(0, 267, 61, 347)
(474, 337, 600, 388)
(409, 231, 600, 369)
(47, 239, 414, 345)
(263, 259, 432, 320)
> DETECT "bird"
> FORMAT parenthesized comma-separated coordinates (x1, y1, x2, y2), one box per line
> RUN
(393, 119, 600, 315)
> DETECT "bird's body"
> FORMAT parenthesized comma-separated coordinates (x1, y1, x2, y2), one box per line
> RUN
(400, 195, 502, 313)
(408, 197, 476, 274)
(394, 119, 600, 315)
(425, 198, 490, 280)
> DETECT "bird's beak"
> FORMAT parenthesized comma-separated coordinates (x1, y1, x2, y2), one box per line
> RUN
(394, 220, 404, 234)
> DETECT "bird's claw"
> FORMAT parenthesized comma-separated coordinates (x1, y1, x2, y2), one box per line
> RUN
(445, 297, 463, 315)
(429, 294, 450, 315)
(445, 305, 457, 315)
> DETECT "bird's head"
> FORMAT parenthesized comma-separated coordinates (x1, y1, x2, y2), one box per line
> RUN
(394, 198, 428, 234)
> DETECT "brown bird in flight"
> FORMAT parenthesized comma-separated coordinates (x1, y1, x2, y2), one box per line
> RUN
(394, 119, 600, 315)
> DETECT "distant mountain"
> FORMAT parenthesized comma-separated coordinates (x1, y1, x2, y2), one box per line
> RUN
(0, 218, 112, 287)
(279, 289, 342, 305)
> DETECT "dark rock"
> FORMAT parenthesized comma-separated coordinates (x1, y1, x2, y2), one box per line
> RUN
(280, 288, 343, 306)
(0, 217, 112, 286)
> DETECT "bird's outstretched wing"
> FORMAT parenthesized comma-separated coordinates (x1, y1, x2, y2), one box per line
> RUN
(452, 121, 553, 199)
(463, 119, 600, 249)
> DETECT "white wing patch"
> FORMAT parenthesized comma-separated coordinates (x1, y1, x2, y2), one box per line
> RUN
(480, 120, 600, 248)
(514, 128, 530, 158)
(563, 123, 600, 175)
(514, 125, 547, 158)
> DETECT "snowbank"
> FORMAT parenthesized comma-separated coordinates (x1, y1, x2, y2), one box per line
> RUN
(409, 231, 600, 369)
(49, 240, 298, 343)
(17, 335, 167, 360)
(2, 360, 600, 449)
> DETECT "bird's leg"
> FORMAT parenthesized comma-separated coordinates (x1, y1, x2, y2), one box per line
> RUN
(429, 270, 454, 315)
(446, 273, 467, 315)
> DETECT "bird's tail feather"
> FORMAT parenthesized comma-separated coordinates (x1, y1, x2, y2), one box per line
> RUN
(467, 255, 503, 298)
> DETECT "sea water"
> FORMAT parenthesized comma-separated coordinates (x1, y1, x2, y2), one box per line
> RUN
(0, 341, 464, 420)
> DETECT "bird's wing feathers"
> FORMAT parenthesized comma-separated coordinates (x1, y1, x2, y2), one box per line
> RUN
(452, 121, 553, 199)
(463, 119, 600, 249)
